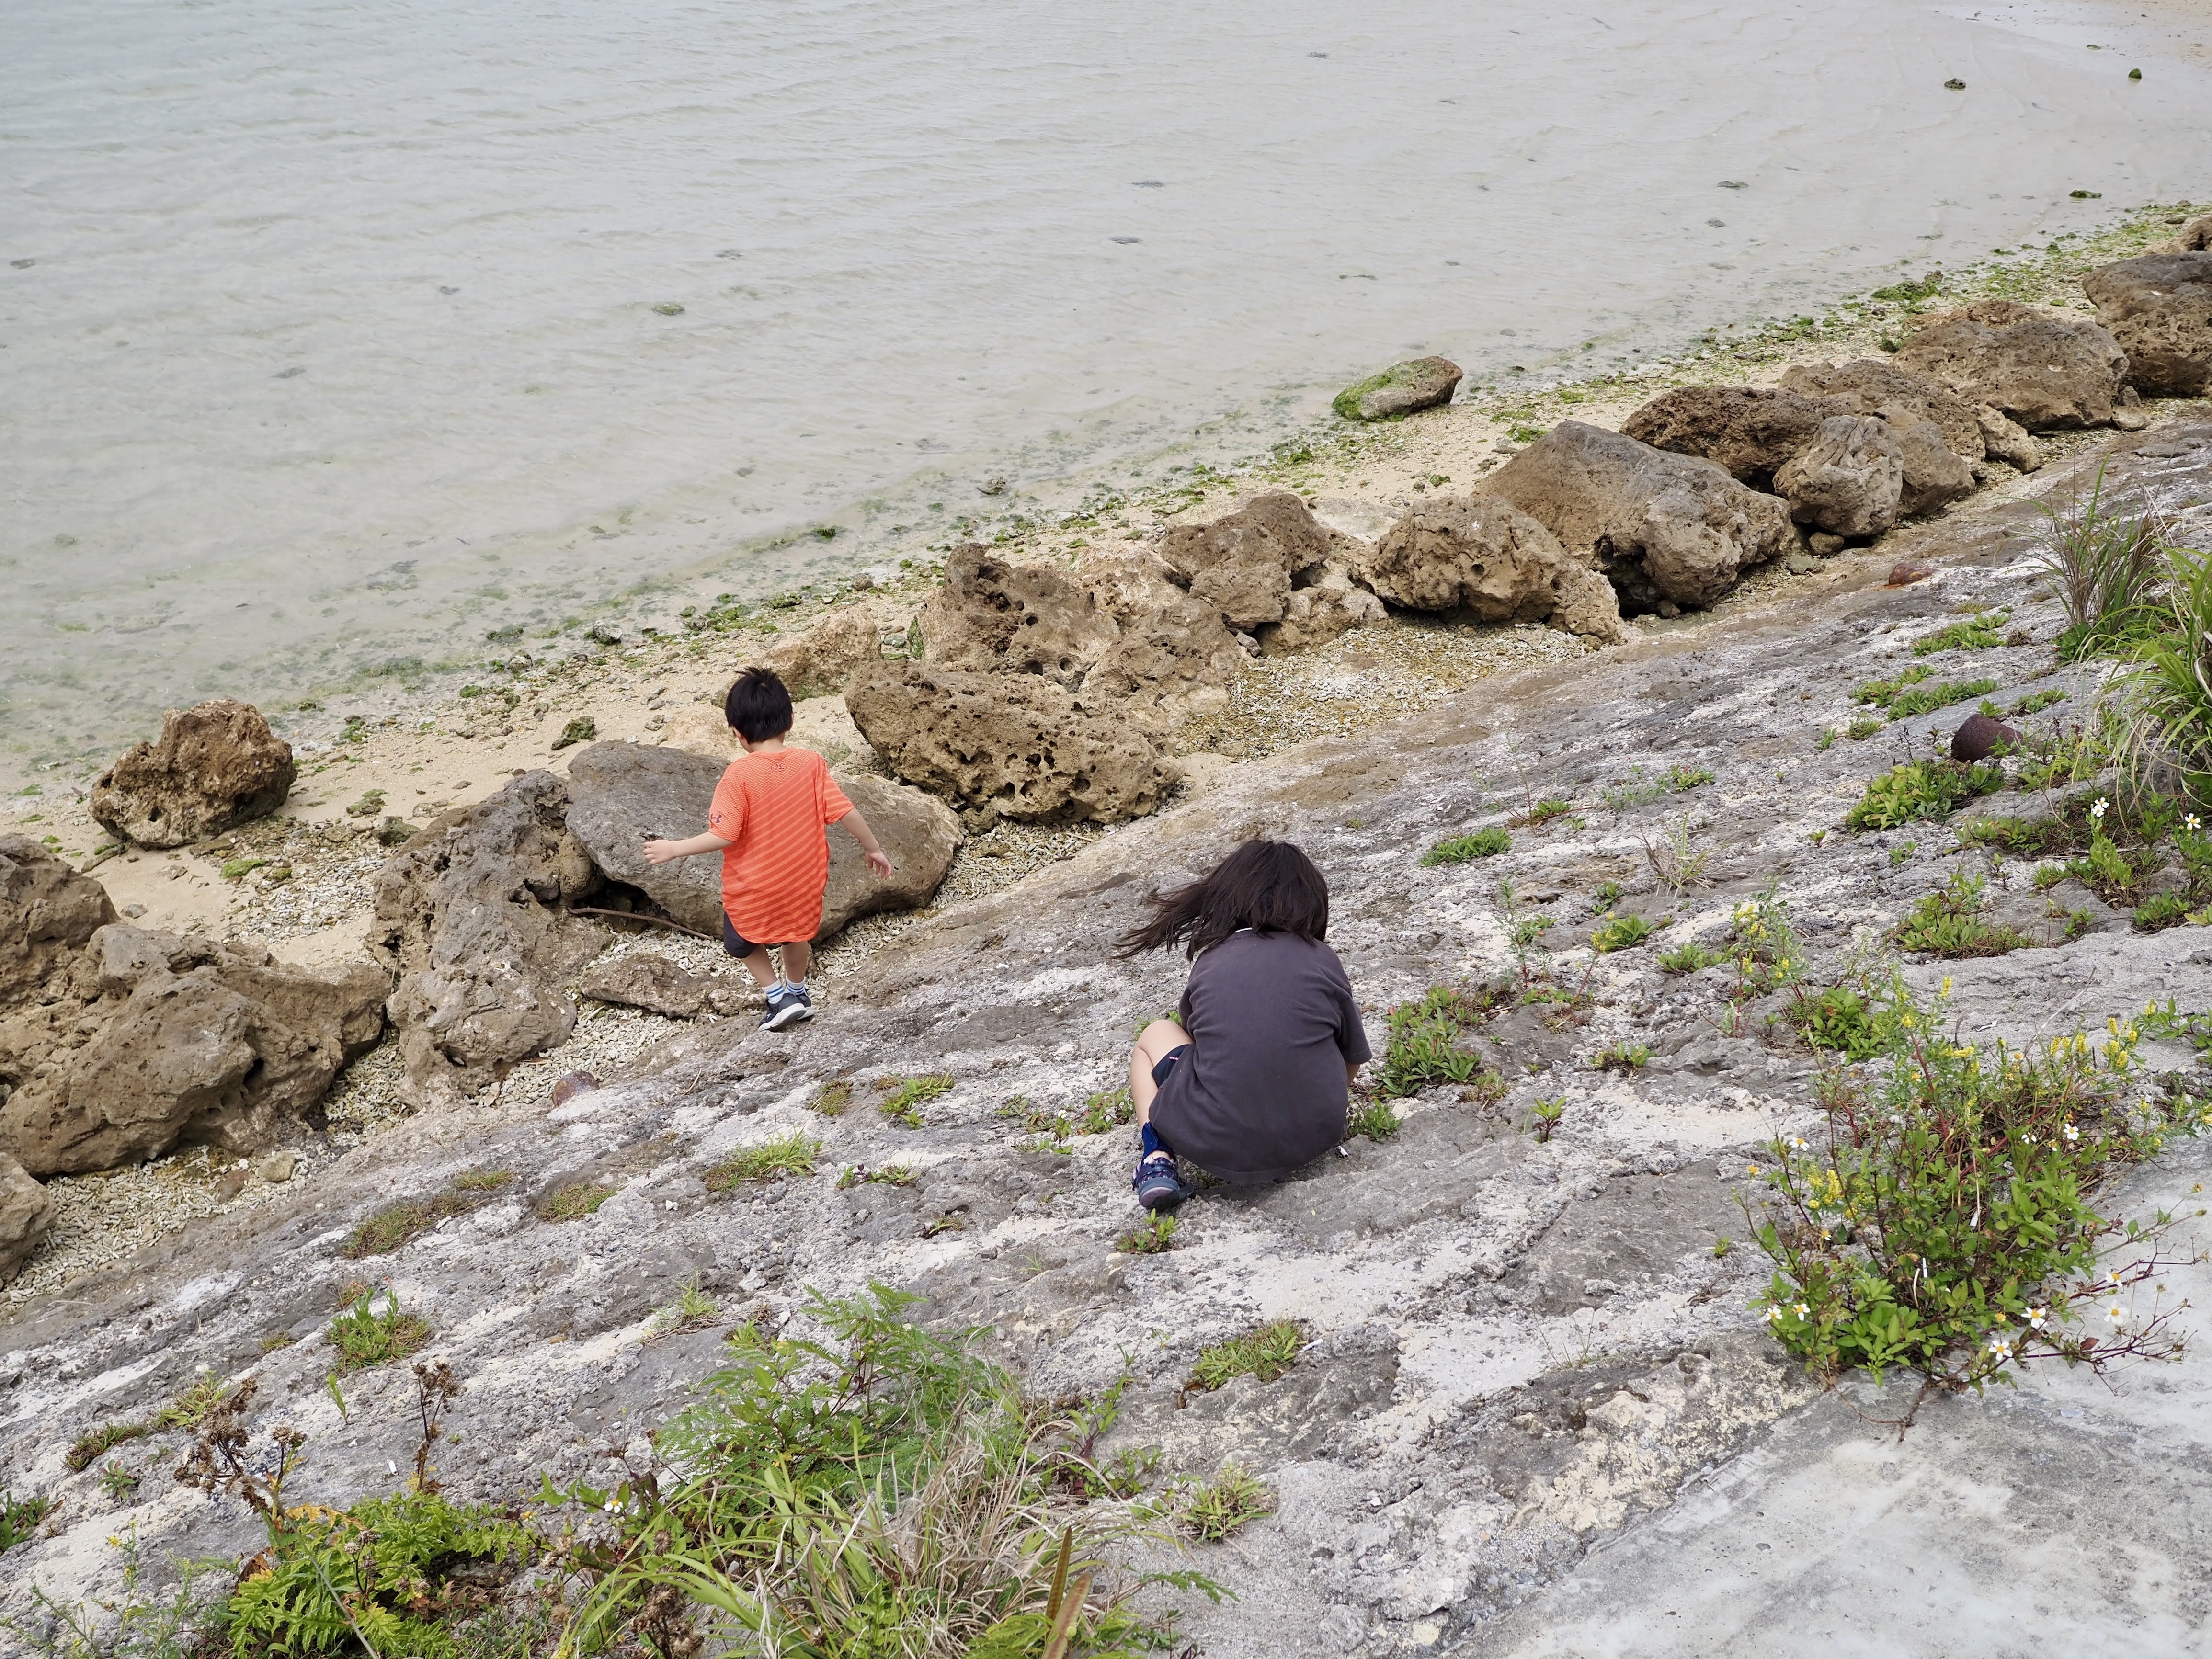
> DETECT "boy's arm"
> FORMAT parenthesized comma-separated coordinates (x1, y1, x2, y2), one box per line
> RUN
(838, 809, 896, 880)
(642, 831, 732, 866)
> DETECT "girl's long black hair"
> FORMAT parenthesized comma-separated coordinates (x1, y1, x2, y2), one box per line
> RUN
(1116, 838, 1330, 959)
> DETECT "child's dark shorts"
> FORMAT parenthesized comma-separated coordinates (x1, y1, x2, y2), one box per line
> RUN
(1150, 1045, 1190, 1087)
(720, 914, 759, 959)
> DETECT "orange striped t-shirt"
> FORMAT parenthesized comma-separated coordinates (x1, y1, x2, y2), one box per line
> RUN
(707, 747, 854, 944)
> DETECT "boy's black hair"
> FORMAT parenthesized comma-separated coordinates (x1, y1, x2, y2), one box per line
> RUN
(725, 668, 795, 743)
(1115, 838, 1330, 959)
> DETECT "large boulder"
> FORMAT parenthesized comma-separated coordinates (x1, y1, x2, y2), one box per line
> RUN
(1259, 575, 1387, 655)
(0, 926, 387, 1177)
(0, 835, 115, 1004)
(1479, 421, 1793, 614)
(2083, 253, 2212, 398)
(2155, 214, 2212, 254)
(1158, 493, 1334, 632)
(1776, 358, 1982, 514)
(846, 662, 1179, 824)
(1619, 386, 1851, 490)
(1334, 356, 1463, 422)
(89, 700, 296, 850)
(562, 741, 960, 939)
(1772, 415, 1905, 539)
(368, 773, 605, 1100)
(0, 1152, 54, 1284)
(916, 546, 1118, 687)
(1074, 551, 1247, 722)
(765, 605, 891, 698)
(1356, 495, 1628, 642)
(1894, 300, 2128, 431)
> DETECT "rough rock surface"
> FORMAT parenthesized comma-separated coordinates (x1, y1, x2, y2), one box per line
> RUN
(576, 953, 745, 1020)
(847, 661, 1179, 824)
(1481, 420, 1794, 613)
(0, 1152, 55, 1284)
(1158, 492, 1333, 632)
(1895, 299, 2129, 430)
(917, 546, 1119, 687)
(1334, 355, 1462, 421)
(1776, 358, 1983, 513)
(1357, 495, 1629, 642)
(0, 835, 116, 1004)
(1950, 711, 2022, 762)
(1075, 552, 1249, 724)
(88, 700, 297, 850)
(564, 742, 961, 937)
(1975, 403, 2046, 472)
(2083, 252, 2212, 398)
(1619, 386, 1850, 489)
(368, 773, 606, 1100)
(0, 925, 387, 1177)
(1260, 573, 1388, 655)
(1771, 414, 1905, 538)
(765, 604, 890, 697)
(2156, 213, 2212, 254)
(10, 423, 2212, 1659)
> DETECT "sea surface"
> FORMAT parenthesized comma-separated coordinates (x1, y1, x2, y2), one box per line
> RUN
(6, 0, 2212, 768)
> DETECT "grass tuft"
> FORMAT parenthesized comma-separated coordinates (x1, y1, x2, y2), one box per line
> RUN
(1189, 1321, 1304, 1393)
(327, 1289, 433, 1372)
(879, 1072, 954, 1127)
(704, 1131, 821, 1191)
(1423, 828, 1512, 864)
(538, 1181, 616, 1222)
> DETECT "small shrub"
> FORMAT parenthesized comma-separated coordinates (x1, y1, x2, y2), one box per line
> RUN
(1747, 990, 2203, 1424)
(2034, 460, 2165, 661)
(1190, 1322, 1303, 1393)
(1079, 1087, 1136, 1134)
(1591, 879, 1624, 911)
(343, 1168, 515, 1257)
(704, 1131, 821, 1191)
(1374, 985, 1505, 1099)
(1789, 982, 1902, 1061)
(1913, 610, 2010, 655)
(1591, 1044, 1651, 1073)
(1591, 913, 1661, 953)
(2011, 688, 2066, 716)
(1513, 796, 1575, 828)
(1852, 663, 1934, 706)
(880, 1071, 954, 1127)
(1423, 828, 1512, 864)
(65, 1420, 150, 1473)
(98, 1462, 141, 1501)
(2133, 891, 2194, 931)
(1346, 1098, 1402, 1141)
(1896, 871, 2032, 957)
(327, 1289, 432, 1372)
(1529, 1096, 1566, 1143)
(1886, 677, 2000, 720)
(810, 1080, 854, 1116)
(1728, 882, 1804, 992)
(538, 1180, 616, 1221)
(2032, 861, 2068, 891)
(0, 1489, 53, 1551)
(1658, 943, 1725, 975)
(153, 1375, 234, 1432)
(1155, 1463, 1275, 1542)
(1117, 1214, 1179, 1255)
(1955, 815, 2078, 858)
(1845, 760, 2005, 831)
(1846, 715, 1884, 741)
(1667, 764, 1716, 791)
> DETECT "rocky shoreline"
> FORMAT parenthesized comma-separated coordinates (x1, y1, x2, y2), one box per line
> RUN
(3, 205, 2212, 1652)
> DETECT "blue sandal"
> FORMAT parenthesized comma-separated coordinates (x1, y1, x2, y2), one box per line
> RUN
(1132, 1151, 1192, 1211)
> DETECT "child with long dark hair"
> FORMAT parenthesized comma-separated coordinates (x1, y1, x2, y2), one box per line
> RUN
(1116, 839, 1369, 1209)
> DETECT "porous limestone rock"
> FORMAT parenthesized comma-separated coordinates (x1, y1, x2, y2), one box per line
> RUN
(0, 835, 115, 1005)
(1772, 415, 1905, 539)
(0, 1152, 54, 1284)
(765, 604, 891, 698)
(1777, 358, 1983, 513)
(89, 700, 296, 850)
(1974, 404, 2045, 473)
(2156, 213, 2212, 254)
(1333, 355, 1462, 421)
(1073, 549, 1248, 724)
(846, 662, 1179, 824)
(1619, 386, 1851, 490)
(1259, 574, 1389, 655)
(917, 547, 1118, 688)
(576, 953, 740, 1020)
(0, 926, 387, 1177)
(1356, 495, 1628, 642)
(1895, 299, 2128, 431)
(563, 742, 960, 938)
(657, 705, 738, 760)
(1479, 421, 1793, 613)
(2083, 252, 2212, 398)
(1159, 492, 1333, 632)
(368, 773, 605, 1100)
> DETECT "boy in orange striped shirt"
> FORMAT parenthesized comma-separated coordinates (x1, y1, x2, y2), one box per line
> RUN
(642, 668, 894, 1029)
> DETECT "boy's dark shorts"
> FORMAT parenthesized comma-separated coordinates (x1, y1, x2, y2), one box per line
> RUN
(1150, 1045, 1189, 1087)
(720, 914, 759, 959)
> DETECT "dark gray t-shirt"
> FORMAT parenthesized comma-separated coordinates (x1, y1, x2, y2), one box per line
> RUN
(1148, 929, 1372, 1184)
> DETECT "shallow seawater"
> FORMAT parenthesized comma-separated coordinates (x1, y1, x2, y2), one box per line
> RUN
(3, 0, 2209, 767)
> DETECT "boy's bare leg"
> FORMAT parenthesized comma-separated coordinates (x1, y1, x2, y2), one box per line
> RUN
(733, 949, 779, 992)
(1128, 1018, 1192, 1124)
(781, 941, 812, 986)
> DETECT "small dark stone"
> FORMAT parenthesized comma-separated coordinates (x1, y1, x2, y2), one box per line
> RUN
(1951, 712, 2020, 762)
(550, 1071, 601, 1108)
(1888, 559, 1935, 586)
(1944, 78, 1966, 90)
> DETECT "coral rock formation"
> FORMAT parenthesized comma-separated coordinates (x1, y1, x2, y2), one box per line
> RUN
(1772, 414, 1906, 539)
(89, 699, 297, 850)
(2083, 252, 2212, 398)
(1895, 299, 2129, 431)
(1333, 354, 1463, 421)
(1357, 494, 1629, 642)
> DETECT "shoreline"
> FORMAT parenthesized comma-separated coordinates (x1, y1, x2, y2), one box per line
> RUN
(1, 197, 2200, 793)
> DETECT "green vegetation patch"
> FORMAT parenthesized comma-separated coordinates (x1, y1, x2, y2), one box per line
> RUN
(1150, 1463, 1276, 1542)
(704, 1131, 821, 1191)
(1913, 610, 2010, 655)
(1373, 983, 1508, 1099)
(1591, 912, 1663, 953)
(1189, 1321, 1304, 1393)
(1423, 827, 1512, 864)
(879, 1071, 954, 1127)
(328, 1289, 433, 1372)
(537, 1180, 616, 1222)
(64, 1420, 151, 1473)
(343, 1169, 515, 1258)
(1896, 872, 2032, 958)
(1845, 760, 2006, 831)
(1117, 1213, 1180, 1255)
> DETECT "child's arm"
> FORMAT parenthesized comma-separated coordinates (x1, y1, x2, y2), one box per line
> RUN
(641, 831, 732, 867)
(838, 809, 896, 880)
